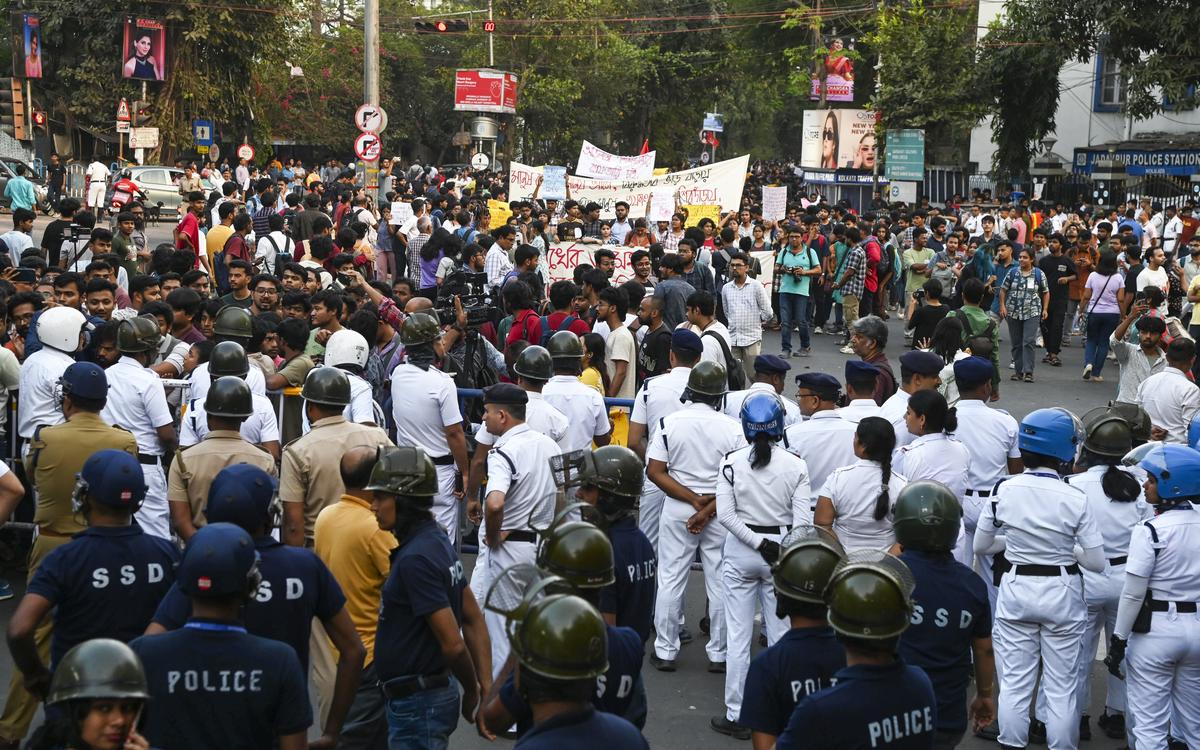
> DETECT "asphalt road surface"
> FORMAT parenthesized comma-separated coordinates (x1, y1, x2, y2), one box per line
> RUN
(0, 213, 1129, 748)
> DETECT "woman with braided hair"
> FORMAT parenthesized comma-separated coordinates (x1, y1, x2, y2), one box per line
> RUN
(813, 416, 908, 553)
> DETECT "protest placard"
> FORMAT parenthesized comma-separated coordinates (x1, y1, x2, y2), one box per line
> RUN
(388, 201, 414, 225)
(683, 204, 721, 228)
(576, 140, 656, 180)
(487, 199, 512, 227)
(649, 188, 675, 223)
(762, 185, 787, 221)
(541, 166, 567, 200)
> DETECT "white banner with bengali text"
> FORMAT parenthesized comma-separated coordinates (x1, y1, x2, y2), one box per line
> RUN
(543, 241, 778, 294)
(575, 140, 656, 180)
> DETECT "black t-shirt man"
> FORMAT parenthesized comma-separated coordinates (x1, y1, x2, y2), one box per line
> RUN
(1037, 252, 1077, 303)
(637, 323, 671, 383)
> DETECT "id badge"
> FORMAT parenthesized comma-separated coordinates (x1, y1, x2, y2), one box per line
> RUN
(1025, 277, 1036, 290)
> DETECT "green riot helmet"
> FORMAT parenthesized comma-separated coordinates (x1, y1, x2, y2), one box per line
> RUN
(892, 480, 962, 553)
(686, 360, 728, 396)
(116, 316, 162, 353)
(825, 551, 916, 640)
(1108, 401, 1152, 445)
(301, 366, 351, 407)
(47, 638, 149, 706)
(1083, 414, 1134, 458)
(514, 345, 555, 382)
(400, 312, 440, 346)
(773, 526, 847, 604)
(546, 330, 584, 361)
(205, 376, 253, 419)
(509, 593, 608, 680)
(213, 306, 253, 339)
(208, 340, 250, 378)
(536, 520, 615, 589)
(364, 445, 438, 500)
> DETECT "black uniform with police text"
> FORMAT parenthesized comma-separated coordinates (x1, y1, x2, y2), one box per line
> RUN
(738, 626, 846, 736)
(598, 517, 657, 644)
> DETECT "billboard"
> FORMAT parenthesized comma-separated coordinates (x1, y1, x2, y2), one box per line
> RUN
(454, 69, 518, 114)
(810, 37, 855, 103)
(15, 15, 42, 79)
(122, 17, 166, 81)
(800, 109, 878, 171)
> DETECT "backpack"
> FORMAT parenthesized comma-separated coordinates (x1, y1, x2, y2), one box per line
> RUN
(260, 234, 294, 277)
(538, 314, 578, 347)
(701, 330, 748, 391)
(949, 309, 997, 349)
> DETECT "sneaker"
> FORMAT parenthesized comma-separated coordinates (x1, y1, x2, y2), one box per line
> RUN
(813, 326, 825, 335)
(1092, 375, 1104, 383)
(781, 350, 792, 359)
(839, 345, 855, 355)
(1008, 360, 1015, 370)
(799, 348, 812, 357)
(0, 578, 11, 601)
(1083, 364, 1093, 381)
(710, 716, 751, 740)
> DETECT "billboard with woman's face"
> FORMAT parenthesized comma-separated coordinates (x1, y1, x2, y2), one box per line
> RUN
(122, 17, 165, 81)
(801, 108, 878, 171)
(12, 14, 43, 79)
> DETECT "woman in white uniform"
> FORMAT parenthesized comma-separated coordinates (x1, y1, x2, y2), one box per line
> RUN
(711, 392, 812, 740)
(814, 416, 908, 553)
(894, 389, 970, 501)
(1105, 443, 1200, 750)
(1066, 409, 1150, 741)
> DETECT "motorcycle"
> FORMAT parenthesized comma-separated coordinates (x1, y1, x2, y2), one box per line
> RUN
(109, 172, 148, 212)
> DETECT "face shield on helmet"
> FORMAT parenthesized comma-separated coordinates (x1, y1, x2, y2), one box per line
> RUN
(483, 562, 574, 625)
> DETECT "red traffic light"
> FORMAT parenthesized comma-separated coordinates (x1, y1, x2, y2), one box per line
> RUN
(483, 20, 496, 32)
(435, 20, 448, 31)
(415, 19, 468, 33)
(31, 110, 46, 128)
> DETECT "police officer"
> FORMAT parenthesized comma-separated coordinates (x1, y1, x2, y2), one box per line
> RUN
(320, 328, 377, 426)
(785, 372, 857, 519)
(738, 526, 847, 748)
(1067, 409, 1148, 740)
(188, 306, 267, 403)
(368, 445, 491, 747)
(627, 329, 700, 552)
(281, 366, 391, 547)
(776, 555, 939, 749)
(18, 306, 87, 449)
(179, 341, 280, 461)
(34, 639, 150, 750)
(0, 363, 137, 749)
(647, 361, 745, 672)
(472, 383, 561, 676)
(949, 355, 1023, 597)
(1104, 443, 1200, 750)
(7, 450, 179, 701)
(974, 408, 1105, 750)
(893, 390, 970, 526)
(168, 376, 277, 541)
(151, 464, 365, 749)
(839, 360, 883, 425)
(128, 523, 313, 749)
(99, 316, 177, 539)
(389, 312, 471, 544)
(878, 350, 944, 448)
(713, 392, 812, 739)
(894, 481, 996, 749)
(542, 330, 613, 453)
(723, 354, 803, 427)
(505, 593, 648, 748)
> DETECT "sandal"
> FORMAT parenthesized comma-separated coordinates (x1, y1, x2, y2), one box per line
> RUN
(1049, 355, 1062, 367)
(1011, 373, 1021, 381)
(1024, 373, 1034, 382)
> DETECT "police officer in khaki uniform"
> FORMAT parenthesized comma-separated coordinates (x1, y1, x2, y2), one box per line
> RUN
(281, 367, 391, 547)
(0, 362, 136, 749)
(167, 376, 277, 541)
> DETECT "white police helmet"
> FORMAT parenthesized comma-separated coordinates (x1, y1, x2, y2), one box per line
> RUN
(36, 307, 87, 353)
(324, 329, 370, 369)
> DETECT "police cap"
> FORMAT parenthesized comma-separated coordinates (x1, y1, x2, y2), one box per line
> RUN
(844, 360, 878, 383)
(753, 354, 791, 375)
(796, 372, 840, 399)
(206, 464, 277, 533)
(899, 350, 944, 376)
(59, 362, 108, 401)
(670, 329, 703, 355)
(483, 382, 529, 406)
(953, 355, 993, 387)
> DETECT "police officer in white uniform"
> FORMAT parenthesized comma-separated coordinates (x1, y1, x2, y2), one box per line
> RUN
(472, 383, 560, 677)
(1105, 442, 1200, 750)
(785, 372, 857, 520)
(100, 317, 177, 540)
(893, 389, 970, 510)
(389, 313, 470, 544)
(647, 361, 745, 672)
(473, 346, 568, 451)
(308, 329, 377, 428)
(949, 356, 1024, 591)
(189, 307, 268, 402)
(974, 407, 1105, 750)
(179, 340, 280, 461)
(1065, 408, 1150, 742)
(541, 331, 612, 453)
(838, 360, 882, 425)
(878, 350, 944, 449)
(18, 307, 87, 451)
(711, 392, 810, 740)
(628, 330, 701, 550)
(722, 355, 802, 427)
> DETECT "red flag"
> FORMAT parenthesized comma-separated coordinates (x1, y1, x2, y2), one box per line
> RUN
(639, 138, 650, 155)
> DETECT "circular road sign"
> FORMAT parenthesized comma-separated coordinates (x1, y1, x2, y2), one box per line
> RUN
(355, 132, 382, 162)
(354, 104, 388, 133)
(236, 143, 255, 161)
(471, 152, 491, 171)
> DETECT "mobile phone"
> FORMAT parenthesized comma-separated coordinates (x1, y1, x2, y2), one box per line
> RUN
(1134, 291, 1146, 303)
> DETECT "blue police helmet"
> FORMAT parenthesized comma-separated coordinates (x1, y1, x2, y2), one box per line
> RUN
(1189, 416, 1200, 452)
(740, 392, 786, 443)
(1138, 443, 1200, 502)
(206, 465, 278, 534)
(177, 523, 261, 599)
(1018, 407, 1083, 464)
(78, 450, 147, 509)
(59, 362, 108, 402)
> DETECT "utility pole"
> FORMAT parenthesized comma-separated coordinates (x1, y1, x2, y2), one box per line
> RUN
(363, 0, 380, 200)
(487, 0, 494, 66)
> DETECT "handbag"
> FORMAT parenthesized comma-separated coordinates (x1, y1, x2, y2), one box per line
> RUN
(1079, 274, 1115, 332)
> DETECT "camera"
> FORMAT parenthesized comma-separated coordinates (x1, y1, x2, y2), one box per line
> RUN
(437, 270, 495, 327)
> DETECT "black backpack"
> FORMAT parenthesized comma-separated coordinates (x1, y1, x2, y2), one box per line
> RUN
(702, 330, 748, 391)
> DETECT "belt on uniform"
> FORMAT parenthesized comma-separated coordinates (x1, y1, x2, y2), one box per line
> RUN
(379, 671, 450, 700)
(505, 530, 537, 544)
(1013, 563, 1080, 576)
(137, 453, 162, 465)
(747, 524, 791, 534)
(1109, 555, 1127, 566)
(430, 454, 455, 466)
(964, 488, 992, 497)
(1148, 599, 1198, 613)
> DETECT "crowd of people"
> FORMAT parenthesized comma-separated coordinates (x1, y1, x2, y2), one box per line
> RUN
(0, 155, 1195, 750)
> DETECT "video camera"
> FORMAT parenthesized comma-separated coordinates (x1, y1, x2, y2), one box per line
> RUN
(437, 270, 495, 327)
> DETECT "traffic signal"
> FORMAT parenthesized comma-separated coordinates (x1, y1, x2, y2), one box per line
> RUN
(483, 20, 495, 32)
(132, 100, 152, 126)
(31, 110, 47, 130)
(0, 78, 30, 141)
(414, 19, 468, 33)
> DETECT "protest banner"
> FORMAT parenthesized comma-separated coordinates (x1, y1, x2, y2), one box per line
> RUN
(648, 187, 675, 223)
(762, 186, 787, 221)
(683, 205, 721, 228)
(542, 242, 780, 295)
(541, 166, 567, 200)
(487, 199, 513, 227)
(388, 201, 413, 225)
(576, 140, 656, 180)
(509, 154, 749, 220)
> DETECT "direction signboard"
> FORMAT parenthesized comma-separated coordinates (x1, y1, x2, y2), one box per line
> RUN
(884, 129, 925, 182)
(193, 119, 214, 146)
(354, 132, 381, 161)
(354, 104, 388, 133)
(236, 143, 255, 161)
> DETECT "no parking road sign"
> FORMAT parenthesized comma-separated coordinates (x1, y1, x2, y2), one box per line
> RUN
(354, 132, 382, 161)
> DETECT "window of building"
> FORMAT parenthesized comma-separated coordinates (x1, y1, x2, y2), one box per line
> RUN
(1096, 55, 1127, 111)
